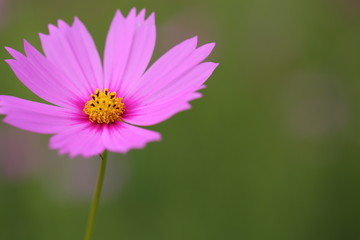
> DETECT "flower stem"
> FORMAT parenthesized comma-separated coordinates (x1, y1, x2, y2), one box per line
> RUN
(84, 150, 108, 240)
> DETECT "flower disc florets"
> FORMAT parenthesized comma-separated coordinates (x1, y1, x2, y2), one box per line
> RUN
(83, 88, 125, 124)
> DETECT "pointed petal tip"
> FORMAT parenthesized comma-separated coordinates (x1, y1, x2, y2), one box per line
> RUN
(47, 23, 55, 31)
(5, 47, 23, 60)
(206, 42, 216, 49)
(138, 8, 146, 17)
(23, 40, 38, 56)
(114, 9, 124, 18)
(126, 8, 138, 19)
(73, 16, 79, 23)
(57, 19, 69, 30)
(191, 36, 199, 46)
(207, 62, 220, 71)
(182, 36, 198, 46)
(4, 46, 13, 52)
(195, 42, 216, 56)
(71, 17, 86, 30)
(38, 32, 48, 39)
(153, 132, 162, 141)
(4, 59, 14, 64)
(56, 19, 63, 27)
(72, 16, 84, 27)
(22, 39, 31, 48)
(146, 12, 155, 24)
(47, 23, 60, 35)
(129, 7, 137, 16)
(199, 84, 207, 90)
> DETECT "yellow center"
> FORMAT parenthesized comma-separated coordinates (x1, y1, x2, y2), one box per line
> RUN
(83, 88, 125, 124)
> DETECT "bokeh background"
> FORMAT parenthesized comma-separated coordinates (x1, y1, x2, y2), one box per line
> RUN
(1, 0, 360, 239)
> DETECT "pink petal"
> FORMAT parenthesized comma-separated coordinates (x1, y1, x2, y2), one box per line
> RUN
(5, 42, 85, 108)
(39, 17, 103, 96)
(124, 91, 203, 126)
(49, 122, 105, 158)
(104, 8, 156, 95)
(124, 37, 211, 99)
(50, 121, 161, 158)
(102, 122, 161, 154)
(124, 61, 218, 126)
(0, 95, 81, 134)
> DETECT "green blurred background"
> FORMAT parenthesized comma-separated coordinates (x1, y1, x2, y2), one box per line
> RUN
(1, 0, 360, 239)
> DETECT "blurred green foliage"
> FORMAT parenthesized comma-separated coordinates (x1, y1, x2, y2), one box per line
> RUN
(1, 0, 360, 239)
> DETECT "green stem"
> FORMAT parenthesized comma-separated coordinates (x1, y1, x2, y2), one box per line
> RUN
(84, 150, 108, 240)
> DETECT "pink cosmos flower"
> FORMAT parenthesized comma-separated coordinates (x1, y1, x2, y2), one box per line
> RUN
(0, 8, 218, 158)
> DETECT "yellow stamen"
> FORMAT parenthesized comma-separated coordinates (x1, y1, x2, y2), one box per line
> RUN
(83, 88, 125, 124)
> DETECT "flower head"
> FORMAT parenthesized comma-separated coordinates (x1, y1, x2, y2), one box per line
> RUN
(0, 8, 218, 158)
